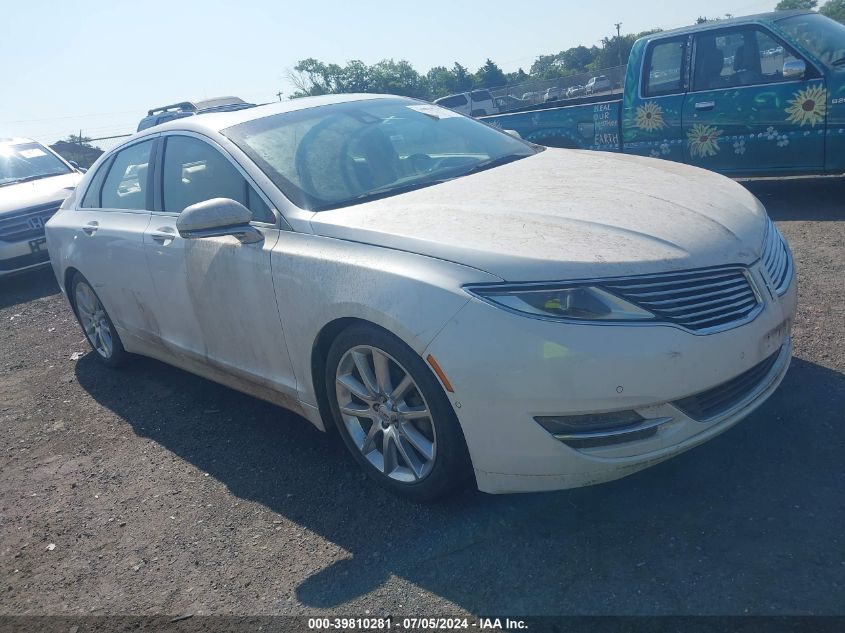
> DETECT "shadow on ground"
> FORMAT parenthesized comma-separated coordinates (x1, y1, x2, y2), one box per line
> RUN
(741, 176, 844, 221)
(0, 267, 59, 310)
(75, 352, 845, 615)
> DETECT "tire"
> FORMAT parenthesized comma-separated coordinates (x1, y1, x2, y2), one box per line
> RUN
(325, 323, 472, 501)
(69, 272, 129, 368)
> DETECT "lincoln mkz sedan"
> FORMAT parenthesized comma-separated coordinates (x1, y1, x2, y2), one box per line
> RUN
(45, 94, 796, 500)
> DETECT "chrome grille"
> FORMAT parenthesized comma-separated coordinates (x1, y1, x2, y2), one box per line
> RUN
(0, 201, 61, 242)
(672, 349, 780, 421)
(603, 267, 760, 332)
(761, 220, 792, 295)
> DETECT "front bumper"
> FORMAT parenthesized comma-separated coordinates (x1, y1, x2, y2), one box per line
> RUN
(424, 261, 797, 494)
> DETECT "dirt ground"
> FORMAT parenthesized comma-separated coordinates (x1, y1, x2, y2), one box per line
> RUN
(1, 177, 843, 617)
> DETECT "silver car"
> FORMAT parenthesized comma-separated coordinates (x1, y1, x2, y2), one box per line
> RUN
(1, 138, 83, 277)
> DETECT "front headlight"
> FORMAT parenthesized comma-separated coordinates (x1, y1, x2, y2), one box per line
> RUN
(466, 284, 655, 321)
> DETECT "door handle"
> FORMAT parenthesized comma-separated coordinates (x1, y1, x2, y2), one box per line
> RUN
(150, 228, 177, 244)
(81, 221, 99, 236)
(695, 101, 715, 111)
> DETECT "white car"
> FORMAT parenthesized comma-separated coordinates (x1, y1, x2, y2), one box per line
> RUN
(1, 138, 83, 277)
(585, 75, 612, 95)
(46, 94, 796, 500)
(433, 90, 496, 116)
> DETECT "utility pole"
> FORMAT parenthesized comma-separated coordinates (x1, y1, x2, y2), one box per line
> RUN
(614, 22, 623, 66)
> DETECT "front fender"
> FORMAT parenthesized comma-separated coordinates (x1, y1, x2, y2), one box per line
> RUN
(269, 231, 500, 408)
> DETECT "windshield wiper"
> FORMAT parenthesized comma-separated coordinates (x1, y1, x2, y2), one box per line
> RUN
(316, 154, 532, 210)
(340, 178, 452, 207)
(832, 56, 845, 66)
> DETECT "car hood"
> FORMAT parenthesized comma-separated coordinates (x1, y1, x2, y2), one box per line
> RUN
(310, 149, 769, 282)
(0, 172, 82, 216)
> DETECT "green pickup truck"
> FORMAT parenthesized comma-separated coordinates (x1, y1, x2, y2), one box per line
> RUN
(482, 11, 845, 176)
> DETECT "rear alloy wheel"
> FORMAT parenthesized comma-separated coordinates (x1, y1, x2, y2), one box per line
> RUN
(71, 272, 129, 367)
(326, 324, 471, 501)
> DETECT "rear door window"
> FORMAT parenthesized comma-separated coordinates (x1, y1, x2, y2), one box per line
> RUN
(80, 157, 113, 208)
(100, 140, 154, 210)
(643, 38, 687, 96)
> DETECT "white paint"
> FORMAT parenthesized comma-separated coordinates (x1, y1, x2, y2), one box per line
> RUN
(45, 94, 798, 494)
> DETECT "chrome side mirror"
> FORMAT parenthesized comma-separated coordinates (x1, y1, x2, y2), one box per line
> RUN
(177, 198, 263, 244)
(783, 59, 806, 80)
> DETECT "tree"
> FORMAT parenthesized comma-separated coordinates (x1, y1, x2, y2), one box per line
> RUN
(561, 46, 596, 73)
(474, 59, 507, 89)
(529, 53, 569, 79)
(775, 0, 817, 9)
(820, 0, 845, 23)
(370, 59, 428, 98)
(64, 133, 93, 147)
(451, 62, 474, 92)
(506, 68, 529, 85)
(426, 66, 458, 98)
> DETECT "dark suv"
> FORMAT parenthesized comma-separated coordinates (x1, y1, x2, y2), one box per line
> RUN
(136, 96, 256, 131)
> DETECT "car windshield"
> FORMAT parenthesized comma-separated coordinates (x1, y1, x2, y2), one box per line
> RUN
(0, 142, 72, 186)
(777, 13, 845, 67)
(222, 98, 537, 211)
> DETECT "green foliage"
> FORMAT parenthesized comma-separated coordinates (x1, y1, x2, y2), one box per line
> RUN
(820, 0, 845, 23)
(588, 30, 660, 71)
(64, 133, 93, 147)
(474, 59, 507, 89)
(775, 0, 818, 9)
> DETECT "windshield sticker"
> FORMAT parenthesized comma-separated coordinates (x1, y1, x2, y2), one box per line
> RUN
(18, 148, 47, 159)
(407, 104, 462, 119)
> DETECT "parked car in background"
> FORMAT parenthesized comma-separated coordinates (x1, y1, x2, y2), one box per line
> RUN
(433, 90, 497, 116)
(493, 95, 527, 112)
(585, 75, 612, 94)
(137, 96, 256, 131)
(482, 11, 845, 177)
(0, 138, 83, 277)
(47, 94, 795, 500)
(566, 84, 586, 98)
(544, 86, 563, 102)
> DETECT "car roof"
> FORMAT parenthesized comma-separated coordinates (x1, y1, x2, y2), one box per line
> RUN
(133, 93, 400, 140)
(640, 10, 812, 41)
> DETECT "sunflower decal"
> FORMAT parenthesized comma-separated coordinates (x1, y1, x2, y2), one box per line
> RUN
(635, 101, 666, 132)
(785, 85, 827, 127)
(687, 124, 723, 158)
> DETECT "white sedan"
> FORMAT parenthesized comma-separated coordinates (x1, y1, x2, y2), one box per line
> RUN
(46, 94, 796, 500)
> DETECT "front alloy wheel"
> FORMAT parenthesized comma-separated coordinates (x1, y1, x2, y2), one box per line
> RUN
(336, 345, 436, 482)
(326, 324, 472, 501)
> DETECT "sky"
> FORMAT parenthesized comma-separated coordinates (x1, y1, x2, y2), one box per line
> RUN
(3, 0, 777, 149)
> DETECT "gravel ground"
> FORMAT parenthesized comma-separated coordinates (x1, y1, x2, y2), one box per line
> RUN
(1, 177, 843, 617)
